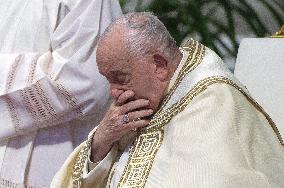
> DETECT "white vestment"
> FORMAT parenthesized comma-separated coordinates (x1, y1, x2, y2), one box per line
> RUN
(0, 0, 121, 187)
(55, 40, 284, 187)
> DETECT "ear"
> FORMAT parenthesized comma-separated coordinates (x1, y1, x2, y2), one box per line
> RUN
(153, 53, 169, 81)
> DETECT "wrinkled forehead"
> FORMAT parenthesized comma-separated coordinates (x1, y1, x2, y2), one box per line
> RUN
(96, 50, 133, 79)
(97, 57, 132, 76)
(97, 38, 132, 73)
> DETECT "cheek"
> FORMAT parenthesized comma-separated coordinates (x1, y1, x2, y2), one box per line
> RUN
(133, 81, 153, 99)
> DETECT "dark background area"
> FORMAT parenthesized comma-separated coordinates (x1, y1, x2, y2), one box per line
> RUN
(119, 0, 284, 71)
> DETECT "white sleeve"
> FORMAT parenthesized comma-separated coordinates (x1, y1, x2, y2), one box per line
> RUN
(0, 0, 122, 141)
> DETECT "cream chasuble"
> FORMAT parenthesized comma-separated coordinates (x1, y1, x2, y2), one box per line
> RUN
(51, 40, 284, 188)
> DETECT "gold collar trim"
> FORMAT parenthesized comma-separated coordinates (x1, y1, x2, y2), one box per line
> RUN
(117, 76, 284, 188)
(117, 39, 206, 188)
(72, 39, 283, 188)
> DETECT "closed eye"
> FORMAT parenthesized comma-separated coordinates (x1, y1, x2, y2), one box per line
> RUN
(109, 70, 130, 85)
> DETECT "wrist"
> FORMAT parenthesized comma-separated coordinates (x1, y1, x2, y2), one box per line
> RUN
(91, 133, 113, 162)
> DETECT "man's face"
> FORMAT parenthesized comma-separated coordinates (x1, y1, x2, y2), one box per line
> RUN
(98, 54, 164, 112)
(96, 31, 166, 112)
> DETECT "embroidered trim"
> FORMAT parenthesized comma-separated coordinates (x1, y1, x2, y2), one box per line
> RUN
(4, 55, 24, 133)
(0, 178, 21, 188)
(3, 96, 22, 133)
(117, 76, 284, 188)
(72, 138, 92, 188)
(55, 81, 84, 119)
(198, 76, 284, 146)
(69, 40, 284, 188)
(70, 39, 205, 188)
(117, 40, 206, 188)
(159, 39, 205, 111)
(116, 39, 283, 187)
(44, 58, 84, 120)
(26, 55, 40, 85)
(147, 76, 283, 145)
(0, 177, 48, 188)
(20, 82, 58, 128)
(5, 54, 23, 92)
(117, 130, 164, 188)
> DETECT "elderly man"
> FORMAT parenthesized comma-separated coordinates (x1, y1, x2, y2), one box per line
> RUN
(52, 12, 284, 188)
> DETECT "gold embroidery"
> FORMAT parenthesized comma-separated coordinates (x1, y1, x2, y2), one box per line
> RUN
(160, 39, 205, 109)
(72, 138, 92, 188)
(271, 24, 284, 38)
(117, 75, 284, 188)
(117, 44, 283, 187)
(117, 130, 163, 187)
(152, 76, 283, 146)
(196, 76, 284, 146)
(70, 39, 205, 188)
(117, 40, 206, 188)
(70, 40, 284, 188)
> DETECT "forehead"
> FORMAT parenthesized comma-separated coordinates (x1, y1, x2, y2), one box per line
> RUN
(97, 35, 134, 75)
(99, 60, 132, 76)
(97, 50, 133, 77)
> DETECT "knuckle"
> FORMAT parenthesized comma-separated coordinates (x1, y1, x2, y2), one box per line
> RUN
(125, 90, 134, 97)
(110, 115, 120, 123)
(138, 100, 149, 107)
(116, 108, 123, 115)
(141, 99, 149, 104)
(109, 115, 116, 121)
(141, 110, 149, 115)
(127, 111, 134, 118)
(116, 99, 122, 105)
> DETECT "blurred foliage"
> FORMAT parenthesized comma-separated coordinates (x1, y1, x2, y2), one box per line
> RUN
(119, 0, 284, 59)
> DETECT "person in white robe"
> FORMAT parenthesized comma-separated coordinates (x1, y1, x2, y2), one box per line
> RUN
(0, 0, 121, 187)
(52, 12, 284, 188)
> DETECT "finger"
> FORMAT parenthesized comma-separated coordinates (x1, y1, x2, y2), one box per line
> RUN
(125, 119, 150, 130)
(121, 99, 150, 114)
(111, 89, 124, 99)
(127, 109, 153, 121)
(116, 90, 134, 106)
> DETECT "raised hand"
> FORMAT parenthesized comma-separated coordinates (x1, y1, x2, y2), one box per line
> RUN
(90, 90, 153, 162)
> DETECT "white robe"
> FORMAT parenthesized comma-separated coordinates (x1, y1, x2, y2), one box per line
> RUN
(0, 0, 121, 187)
(51, 40, 284, 188)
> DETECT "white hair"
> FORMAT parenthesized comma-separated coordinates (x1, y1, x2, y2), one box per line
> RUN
(101, 12, 178, 60)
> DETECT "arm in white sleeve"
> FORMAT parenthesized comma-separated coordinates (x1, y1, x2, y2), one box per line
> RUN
(0, 0, 122, 141)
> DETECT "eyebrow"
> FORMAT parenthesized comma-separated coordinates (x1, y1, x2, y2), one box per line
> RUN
(109, 70, 128, 76)
(109, 70, 130, 76)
